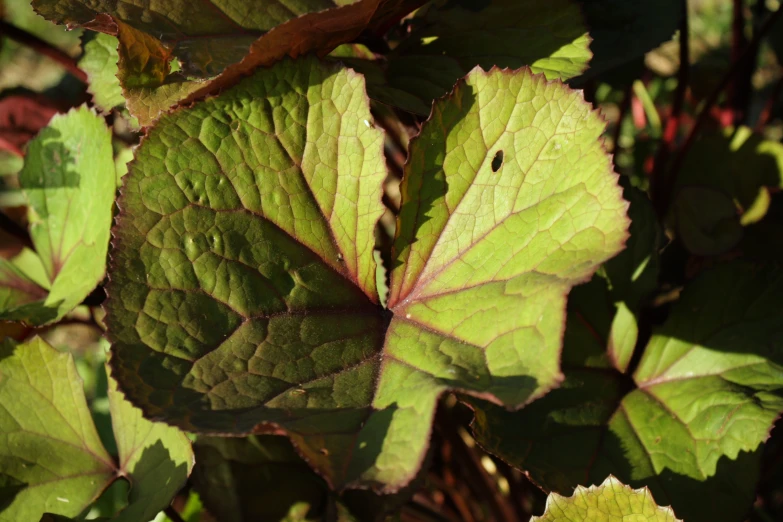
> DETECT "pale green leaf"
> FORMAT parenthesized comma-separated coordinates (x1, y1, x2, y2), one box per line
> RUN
(531, 476, 680, 522)
(0, 106, 116, 325)
(78, 33, 125, 113)
(0, 337, 194, 522)
(0, 338, 115, 521)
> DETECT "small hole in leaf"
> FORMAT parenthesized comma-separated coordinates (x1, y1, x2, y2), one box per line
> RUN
(491, 150, 504, 172)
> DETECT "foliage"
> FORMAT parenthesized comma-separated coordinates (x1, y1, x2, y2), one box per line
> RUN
(0, 0, 782, 521)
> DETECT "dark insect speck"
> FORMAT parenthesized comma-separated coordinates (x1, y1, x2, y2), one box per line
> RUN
(491, 150, 504, 172)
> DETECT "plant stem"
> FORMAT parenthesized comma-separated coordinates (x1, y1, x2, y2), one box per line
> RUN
(756, 74, 783, 131)
(436, 404, 517, 522)
(0, 20, 87, 83)
(611, 84, 633, 156)
(663, 6, 783, 216)
(730, 0, 759, 126)
(651, 0, 689, 216)
(164, 506, 186, 522)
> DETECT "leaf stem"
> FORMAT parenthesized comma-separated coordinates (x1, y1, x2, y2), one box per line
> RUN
(651, 0, 689, 217)
(0, 20, 87, 83)
(611, 84, 633, 156)
(755, 74, 783, 131)
(436, 404, 517, 522)
(662, 5, 783, 216)
(164, 506, 186, 522)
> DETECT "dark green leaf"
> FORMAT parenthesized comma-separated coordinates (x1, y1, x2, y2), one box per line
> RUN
(472, 262, 783, 522)
(363, 0, 592, 114)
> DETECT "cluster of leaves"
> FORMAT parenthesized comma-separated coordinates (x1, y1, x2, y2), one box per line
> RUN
(1, 0, 783, 521)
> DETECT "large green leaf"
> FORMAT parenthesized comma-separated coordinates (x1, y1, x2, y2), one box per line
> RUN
(353, 0, 592, 115)
(0, 338, 114, 521)
(33, 0, 423, 125)
(0, 338, 194, 522)
(0, 106, 115, 325)
(472, 262, 783, 522)
(531, 476, 680, 522)
(106, 56, 628, 491)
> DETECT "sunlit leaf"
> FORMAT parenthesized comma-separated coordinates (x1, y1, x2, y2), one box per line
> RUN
(106, 56, 628, 491)
(0, 106, 115, 325)
(78, 33, 125, 113)
(0, 338, 193, 522)
(531, 476, 680, 522)
(0, 338, 114, 521)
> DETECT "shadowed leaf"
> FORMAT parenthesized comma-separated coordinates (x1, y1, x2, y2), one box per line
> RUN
(472, 262, 783, 522)
(361, 0, 592, 114)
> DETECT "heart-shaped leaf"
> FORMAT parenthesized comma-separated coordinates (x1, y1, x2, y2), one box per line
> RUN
(472, 262, 783, 522)
(0, 338, 194, 521)
(532, 476, 680, 522)
(106, 56, 628, 491)
(0, 106, 115, 325)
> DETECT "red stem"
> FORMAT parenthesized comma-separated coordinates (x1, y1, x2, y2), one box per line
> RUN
(0, 20, 87, 83)
(651, 0, 690, 215)
(756, 74, 783, 131)
(662, 6, 783, 215)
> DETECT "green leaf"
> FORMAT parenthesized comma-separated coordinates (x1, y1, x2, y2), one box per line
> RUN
(78, 33, 126, 113)
(531, 476, 680, 522)
(0, 338, 194, 522)
(192, 435, 418, 522)
(362, 0, 592, 114)
(106, 56, 628, 491)
(673, 186, 743, 256)
(676, 126, 783, 226)
(472, 262, 783, 522)
(107, 359, 194, 522)
(0, 338, 115, 521)
(576, 0, 680, 80)
(0, 106, 115, 325)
